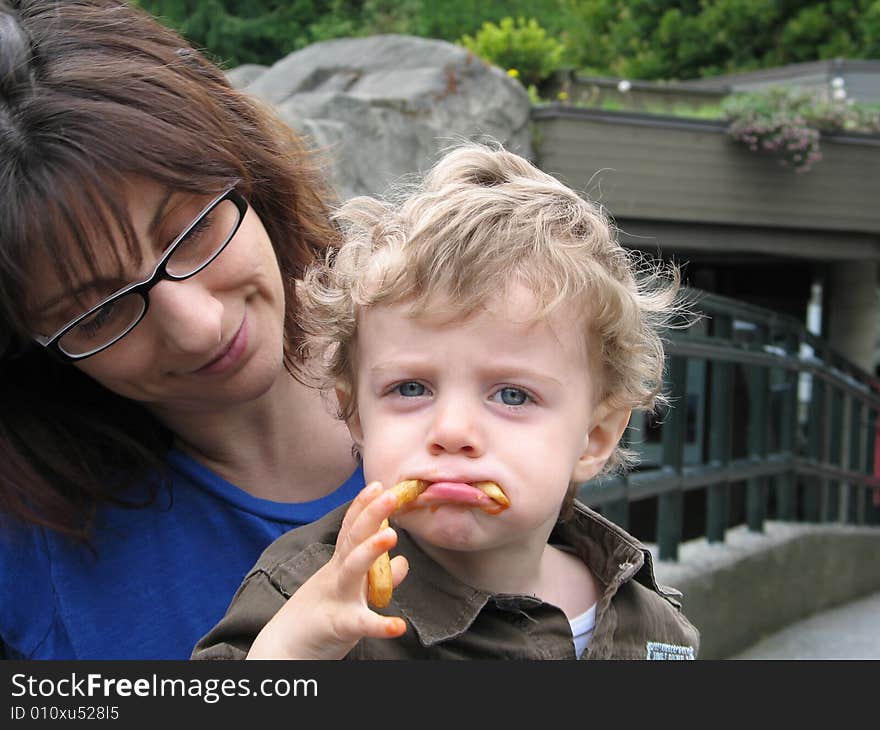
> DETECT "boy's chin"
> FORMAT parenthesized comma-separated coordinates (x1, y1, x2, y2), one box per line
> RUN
(400, 508, 493, 552)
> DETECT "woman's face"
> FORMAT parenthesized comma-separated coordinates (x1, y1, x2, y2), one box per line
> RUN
(30, 178, 288, 416)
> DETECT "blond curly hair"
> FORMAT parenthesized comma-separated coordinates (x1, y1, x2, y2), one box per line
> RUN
(297, 143, 682, 476)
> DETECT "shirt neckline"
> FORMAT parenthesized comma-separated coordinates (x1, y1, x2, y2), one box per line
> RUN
(569, 603, 597, 632)
(166, 448, 365, 522)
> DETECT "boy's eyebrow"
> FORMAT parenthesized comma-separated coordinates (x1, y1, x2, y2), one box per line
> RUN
(368, 360, 564, 388)
(479, 365, 564, 388)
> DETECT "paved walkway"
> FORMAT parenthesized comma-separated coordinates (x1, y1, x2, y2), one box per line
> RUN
(729, 590, 880, 659)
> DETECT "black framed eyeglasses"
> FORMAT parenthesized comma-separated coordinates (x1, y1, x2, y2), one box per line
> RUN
(33, 187, 248, 362)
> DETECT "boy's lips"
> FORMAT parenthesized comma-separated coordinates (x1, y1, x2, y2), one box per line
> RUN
(399, 480, 510, 515)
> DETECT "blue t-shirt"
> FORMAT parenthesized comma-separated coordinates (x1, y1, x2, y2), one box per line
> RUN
(0, 449, 364, 659)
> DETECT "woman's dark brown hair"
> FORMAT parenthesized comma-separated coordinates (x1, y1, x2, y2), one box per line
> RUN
(0, 0, 340, 541)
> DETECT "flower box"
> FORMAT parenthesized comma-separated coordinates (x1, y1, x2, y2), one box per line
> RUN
(531, 106, 880, 236)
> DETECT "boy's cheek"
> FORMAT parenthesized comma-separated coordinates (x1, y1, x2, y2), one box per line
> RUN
(364, 413, 422, 450)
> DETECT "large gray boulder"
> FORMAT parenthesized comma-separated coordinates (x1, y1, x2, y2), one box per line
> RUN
(226, 63, 267, 89)
(229, 35, 533, 200)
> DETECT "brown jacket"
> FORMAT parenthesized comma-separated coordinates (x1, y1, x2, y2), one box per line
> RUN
(192, 500, 699, 660)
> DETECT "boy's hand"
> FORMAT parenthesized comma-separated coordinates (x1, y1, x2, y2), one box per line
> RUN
(246, 482, 409, 660)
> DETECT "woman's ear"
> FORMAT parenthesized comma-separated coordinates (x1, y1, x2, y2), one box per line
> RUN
(335, 382, 364, 447)
(571, 404, 632, 483)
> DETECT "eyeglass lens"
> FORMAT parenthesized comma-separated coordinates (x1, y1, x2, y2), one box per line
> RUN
(57, 198, 241, 356)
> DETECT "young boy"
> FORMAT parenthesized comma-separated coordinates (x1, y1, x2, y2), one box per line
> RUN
(192, 144, 700, 660)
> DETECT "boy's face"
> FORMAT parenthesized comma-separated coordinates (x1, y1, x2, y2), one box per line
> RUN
(344, 283, 629, 559)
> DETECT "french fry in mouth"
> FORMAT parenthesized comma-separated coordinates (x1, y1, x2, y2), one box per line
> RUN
(473, 481, 511, 508)
(367, 479, 428, 608)
(389, 478, 429, 508)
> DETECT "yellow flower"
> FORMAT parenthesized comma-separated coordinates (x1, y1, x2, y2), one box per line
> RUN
(507, 68, 519, 78)
(557, 91, 569, 101)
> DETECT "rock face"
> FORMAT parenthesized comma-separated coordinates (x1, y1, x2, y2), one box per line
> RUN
(229, 35, 533, 200)
(225, 63, 267, 89)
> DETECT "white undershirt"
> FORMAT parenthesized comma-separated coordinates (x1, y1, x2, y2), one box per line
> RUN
(570, 604, 597, 659)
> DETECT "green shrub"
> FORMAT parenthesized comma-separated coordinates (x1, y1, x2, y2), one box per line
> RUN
(559, 0, 880, 81)
(459, 17, 564, 88)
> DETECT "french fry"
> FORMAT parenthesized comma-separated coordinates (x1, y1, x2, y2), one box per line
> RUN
(367, 479, 428, 608)
(473, 481, 510, 508)
(367, 519, 394, 608)
(390, 478, 429, 506)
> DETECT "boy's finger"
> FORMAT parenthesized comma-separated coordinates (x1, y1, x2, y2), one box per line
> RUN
(389, 555, 409, 588)
(337, 481, 383, 552)
(347, 487, 399, 545)
(338, 525, 398, 589)
(356, 612, 407, 641)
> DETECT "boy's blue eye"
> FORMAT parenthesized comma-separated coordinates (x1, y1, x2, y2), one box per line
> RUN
(497, 387, 528, 406)
(396, 381, 426, 397)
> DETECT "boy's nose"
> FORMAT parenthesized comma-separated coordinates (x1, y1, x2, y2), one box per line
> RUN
(427, 396, 485, 457)
(146, 277, 224, 355)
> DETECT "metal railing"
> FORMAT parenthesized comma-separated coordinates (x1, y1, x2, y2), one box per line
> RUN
(578, 287, 880, 560)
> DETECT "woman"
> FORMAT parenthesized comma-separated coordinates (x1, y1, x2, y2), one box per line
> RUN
(0, 0, 362, 658)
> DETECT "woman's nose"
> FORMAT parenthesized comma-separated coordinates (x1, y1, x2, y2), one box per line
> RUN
(146, 277, 224, 354)
(427, 396, 485, 457)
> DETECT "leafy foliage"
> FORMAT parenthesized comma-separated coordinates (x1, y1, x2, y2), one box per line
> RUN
(135, 0, 565, 68)
(407, 0, 566, 41)
(135, 0, 322, 66)
(459, 17, 564, 87)
(135, 0, 880, 83)
(561, 0, 880, 80)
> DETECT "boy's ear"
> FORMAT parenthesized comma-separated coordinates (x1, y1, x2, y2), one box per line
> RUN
(571, 403, 632, 483)
(334, 382, 364, 447)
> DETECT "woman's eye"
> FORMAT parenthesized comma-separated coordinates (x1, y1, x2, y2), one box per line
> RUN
(182, 215, 213, 244)
(162, 197, 217, 252)
(76, 303, 116, 338)
(165, 216, 210, 252)
(494, 387, 530, 406)
(395, 381, 426, 397)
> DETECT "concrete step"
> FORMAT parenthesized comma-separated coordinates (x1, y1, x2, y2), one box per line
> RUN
(729, 590, 880, 659)
(649, 521, 880, 658)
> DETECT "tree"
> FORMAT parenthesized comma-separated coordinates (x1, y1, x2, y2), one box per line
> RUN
(136, 1, 880, 78)
(561, 0, 880, 80)
(135, 0, 367, 67)
(135, 0, 567, 68)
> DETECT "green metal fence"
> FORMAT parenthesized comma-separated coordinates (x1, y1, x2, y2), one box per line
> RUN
(578, 287, 880, 560)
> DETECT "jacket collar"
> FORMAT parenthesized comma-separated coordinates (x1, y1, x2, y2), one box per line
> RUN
(389, 501, 655, 647)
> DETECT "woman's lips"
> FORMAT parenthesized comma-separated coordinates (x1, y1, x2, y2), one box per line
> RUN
(193, 316, 248, 376)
